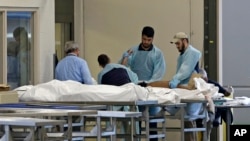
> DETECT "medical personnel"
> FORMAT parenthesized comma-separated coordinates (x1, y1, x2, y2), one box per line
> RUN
(169, 32, 201, 88)
(170, 32, 201, 141)
(97, 54, 138, 85)
(120, 26, 166, 141)
(55, 41, 93, 84)
(120, 26, 166, 83)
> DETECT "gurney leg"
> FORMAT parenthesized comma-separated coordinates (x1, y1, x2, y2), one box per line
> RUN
(97, 116, 101, 141)
(3, 125, 13, 141)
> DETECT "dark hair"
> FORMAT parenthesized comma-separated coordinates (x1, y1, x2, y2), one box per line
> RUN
(98, 54, 110, 68)
(13, 27, 28, 38)
(142, 26, 154, 37)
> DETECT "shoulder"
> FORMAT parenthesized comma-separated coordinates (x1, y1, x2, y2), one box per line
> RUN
(77, 57, 87, 63)
(109, 63, 126, 69)
(130, 45, 140, 51)
(187, 45, 201, 54)
(152, 45, 163, 53)
(151, 46, 164, 58)
(74, 57, 89, 66)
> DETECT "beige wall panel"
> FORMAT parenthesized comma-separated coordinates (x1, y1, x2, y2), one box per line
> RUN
(84, 0, 196, 81)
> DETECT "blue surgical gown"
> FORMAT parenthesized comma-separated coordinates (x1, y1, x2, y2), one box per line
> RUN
(55, 54, 93, 84)
(120, 45, 165, 116)
(168, 45, 203, 120)
(169, 45, 201, 88)
(97, 63, 138, 84)
(121, 45, 166, 83)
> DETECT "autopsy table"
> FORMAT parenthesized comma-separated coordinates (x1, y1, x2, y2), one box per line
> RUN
(0, 116, 66, 141)
(0, 108, 97, 141)
(0, 102, 107, 110)
(180, 99, 208, 141)
(33, 100, 158, 141)
(28, 100, 189, 141)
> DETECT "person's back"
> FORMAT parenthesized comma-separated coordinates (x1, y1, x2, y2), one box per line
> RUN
(97, 54, 138, 85)
(101, 67, 131, 86)
(55, 41, 93, 84)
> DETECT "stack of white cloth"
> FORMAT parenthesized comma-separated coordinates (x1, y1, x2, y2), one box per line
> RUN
(223, 96, 250, 106)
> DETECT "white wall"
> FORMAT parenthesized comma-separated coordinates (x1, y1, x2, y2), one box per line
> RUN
(83, 0, 203, 81)
(0, 0, 55, 84)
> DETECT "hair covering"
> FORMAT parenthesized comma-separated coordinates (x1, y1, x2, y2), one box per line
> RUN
(170, 32, 188, 44)
(64, 41, 79, 53)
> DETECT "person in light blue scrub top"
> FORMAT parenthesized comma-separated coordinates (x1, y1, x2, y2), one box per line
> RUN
(97, 54, 138, 85)
(55, 41, 93, 84)
(120, 26, 166, 141)
(169, 32, 202, 141)
(98, 54, 139, 136)
(169, 32, 201, 88)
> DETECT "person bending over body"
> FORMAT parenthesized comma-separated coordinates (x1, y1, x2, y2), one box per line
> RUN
(97, 54, 138, 85)
(140, 32, 201, 141)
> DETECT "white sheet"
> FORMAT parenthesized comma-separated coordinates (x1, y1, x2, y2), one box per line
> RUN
(16, 80, 179, 104)
(16, 79, 221, 104)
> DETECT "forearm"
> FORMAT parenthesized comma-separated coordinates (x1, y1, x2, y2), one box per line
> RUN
(147, 81, 191, 90)
(177, 85, 192, 90)
(147, 81, 169, 88)
(121, 56, 129, 65)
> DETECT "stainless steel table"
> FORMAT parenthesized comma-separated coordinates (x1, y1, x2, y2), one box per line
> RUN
(0, 108, 97, 141)
(35, 100, 158, 141)
(180, 99, 208, 141)
(0, 116, 65, 141)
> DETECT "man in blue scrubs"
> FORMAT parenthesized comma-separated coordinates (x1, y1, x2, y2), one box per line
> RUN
(55, 41, 93, 84)
(120, 26, 166, 141)
(120, 26, 166, 83)
(170, 32, 201, 141)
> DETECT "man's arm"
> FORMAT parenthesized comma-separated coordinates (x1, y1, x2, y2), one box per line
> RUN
(81, 61, 93, 84)
(147, 81, 193, 90)
(169, 51, 201, 88)
(125, 68, 138, 84)
(97, 73, 102, 84)
(121, 56, 129, 66)
(120, 49, 133, 66)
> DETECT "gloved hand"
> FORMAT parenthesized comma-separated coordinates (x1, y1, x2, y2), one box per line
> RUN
(123, 49, 133, 58)
(227, 86, 234, 94)
(169, 79, 179, 89)
(123, 52, 130, 58)
(225, 86, 234, 96)
(138, 81, 147, 87)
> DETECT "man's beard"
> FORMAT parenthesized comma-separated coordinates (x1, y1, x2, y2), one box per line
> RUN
(179, 44, 185, 54)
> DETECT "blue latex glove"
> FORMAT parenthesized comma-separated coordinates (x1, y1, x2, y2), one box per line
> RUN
(123, 52, 130, 58)
(169, 79, 179, 88)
